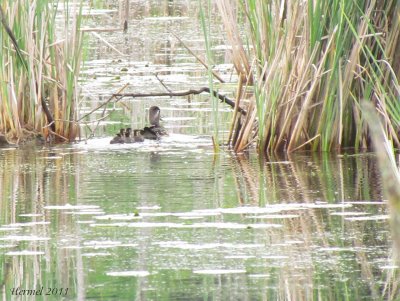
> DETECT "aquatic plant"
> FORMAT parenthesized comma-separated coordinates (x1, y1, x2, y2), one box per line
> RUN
(0, 0, 84, 142)
(199, 0, 220, 152)
(217, 0, 400, 153)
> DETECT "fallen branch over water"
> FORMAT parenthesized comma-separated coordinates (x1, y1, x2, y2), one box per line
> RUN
(113, 87, 247, 115)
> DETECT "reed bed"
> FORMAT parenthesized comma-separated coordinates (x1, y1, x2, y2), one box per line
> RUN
(216, 0, 400, 153)
(0, 0, 83, 143)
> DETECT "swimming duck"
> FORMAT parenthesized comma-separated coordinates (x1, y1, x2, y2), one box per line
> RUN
(140, 106, 168, 139)
(110, 133, 125, 144)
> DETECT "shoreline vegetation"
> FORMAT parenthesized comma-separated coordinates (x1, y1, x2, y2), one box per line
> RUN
(0, 0, 83, 144)
(0, 0, 399, 155)
(214, 0, 400, 153)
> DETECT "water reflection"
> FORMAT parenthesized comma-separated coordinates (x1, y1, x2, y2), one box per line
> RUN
(0, 146, 399, 300)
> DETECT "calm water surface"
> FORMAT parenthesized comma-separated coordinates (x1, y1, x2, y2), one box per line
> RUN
(1, 1, 399, 300)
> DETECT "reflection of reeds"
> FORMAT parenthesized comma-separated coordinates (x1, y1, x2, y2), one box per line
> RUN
(217, 1, 400, 153)
(0, 0, 83, 142)
(229, 152, 400, 299)
(0, 150, 80, 299)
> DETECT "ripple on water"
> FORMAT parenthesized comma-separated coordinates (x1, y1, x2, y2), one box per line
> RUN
(0, 236, 50, 241)
(153, 241, 264, 250)
(75, 134, 212, 152)
(106, 271, 151, 277)
(192, 269, 246, 275)
(345, 215, 389, 221)
(82, 252, 112, 257)
(90, 222, 282, 229)
(44, 204, 101, 210)
(5, 250, 45, 256)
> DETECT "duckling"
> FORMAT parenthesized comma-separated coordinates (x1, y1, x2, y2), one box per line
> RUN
(110, 133, 125, 144)
(119, 128, 126, 140)
(133, 129, 144, 142)
(124, 128, 135, 143)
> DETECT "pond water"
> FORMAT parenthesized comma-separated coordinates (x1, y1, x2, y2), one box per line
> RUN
(1, 1, 399, 300)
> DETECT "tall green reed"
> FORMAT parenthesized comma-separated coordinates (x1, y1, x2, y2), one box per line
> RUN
(0, 0, 84, 142)
(199, 0, 219, 152)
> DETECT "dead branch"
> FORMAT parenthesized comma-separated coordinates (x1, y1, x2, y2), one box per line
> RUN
(113, 87, 247, 115)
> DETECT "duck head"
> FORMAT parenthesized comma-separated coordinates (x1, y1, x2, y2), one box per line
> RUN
(149, 106, 161, 126)
(125, 128, 132, 137)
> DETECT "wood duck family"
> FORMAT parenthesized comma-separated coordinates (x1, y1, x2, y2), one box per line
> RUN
(110, 106, 167, 144)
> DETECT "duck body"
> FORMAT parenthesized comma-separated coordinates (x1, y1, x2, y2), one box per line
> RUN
(140, 126, 159, 140)
(151, 125, 168, 136)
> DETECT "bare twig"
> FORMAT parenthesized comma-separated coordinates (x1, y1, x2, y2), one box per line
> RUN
(154, 73, 173, 93)
(78, 83, 129, 121)
(91, 32, 126, 56)
(48, 129, 68, 141)
(171, 32, 225, 83)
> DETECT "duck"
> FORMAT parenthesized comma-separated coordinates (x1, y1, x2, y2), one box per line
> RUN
(140, 106, 168, 139)
(110, 133, 125, 144)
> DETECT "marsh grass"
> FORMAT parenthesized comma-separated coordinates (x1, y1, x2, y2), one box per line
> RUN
(0, 0, 84, 143)
(216, 0, 400, 153)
